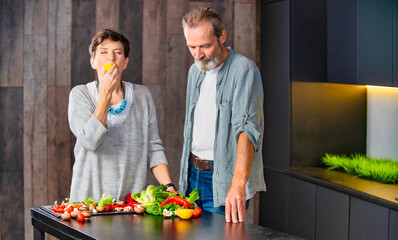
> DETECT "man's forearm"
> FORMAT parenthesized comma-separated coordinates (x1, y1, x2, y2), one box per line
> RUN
(231, 132, 254, 188)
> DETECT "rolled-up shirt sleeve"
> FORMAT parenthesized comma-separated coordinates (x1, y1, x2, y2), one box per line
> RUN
(231, 63, 264, 150)
(68, 86, 109, 151)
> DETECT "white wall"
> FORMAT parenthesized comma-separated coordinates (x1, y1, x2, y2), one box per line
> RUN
(367, 86, 398, 161)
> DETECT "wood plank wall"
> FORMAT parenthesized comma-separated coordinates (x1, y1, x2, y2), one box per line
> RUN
(0, 0, 260, 239)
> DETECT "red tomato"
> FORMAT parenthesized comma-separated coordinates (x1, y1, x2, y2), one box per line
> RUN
(192, 207, 202, 217)
(77, 213, 85, 222)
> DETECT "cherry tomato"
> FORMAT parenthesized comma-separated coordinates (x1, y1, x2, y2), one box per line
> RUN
(192, 207, 202, 217)
(77, 213, 85, 222)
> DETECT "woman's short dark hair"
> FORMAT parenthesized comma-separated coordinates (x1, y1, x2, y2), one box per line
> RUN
(89, 28, 130, 58)
(182, 6, 225, 39)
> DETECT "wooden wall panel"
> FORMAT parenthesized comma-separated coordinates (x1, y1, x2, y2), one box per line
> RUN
(48, 0, 72, 87)
(0, 0, 23, 87)
(167, 0, 189, 35)
(47, 86, 72, 202)
(0, 87, 24, 239)
(71, 0, 96, 87)
(120, 0, 143, 84)
(236, 0, 256, 3)
(213, 0, 234, 47)
(23, 35, 48, 239)
(189, 1, 213, 10)
(24, 0, 48, 35)
(95, 0, 120, 32)
(143, 0, 166, 85)
(234, 3, 256, 61)
(165, 35, 190, 183)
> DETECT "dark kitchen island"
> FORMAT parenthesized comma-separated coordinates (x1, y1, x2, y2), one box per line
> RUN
(31, 207, 304, 240)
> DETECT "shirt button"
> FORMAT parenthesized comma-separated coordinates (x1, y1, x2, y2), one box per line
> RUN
(192, 102, 195, 104)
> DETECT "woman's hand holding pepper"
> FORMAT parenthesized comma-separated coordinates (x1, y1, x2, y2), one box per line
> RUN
(97, 63, 119, 97)
(94, 63, 120, 126)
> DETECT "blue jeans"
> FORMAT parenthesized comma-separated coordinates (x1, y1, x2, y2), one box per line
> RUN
(187, 161, 250, 215)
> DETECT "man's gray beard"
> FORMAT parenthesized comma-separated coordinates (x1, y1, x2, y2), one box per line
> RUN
(194, 55, 221, 72)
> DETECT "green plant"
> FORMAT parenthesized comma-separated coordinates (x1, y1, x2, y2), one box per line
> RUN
(321, 153, 398, 184)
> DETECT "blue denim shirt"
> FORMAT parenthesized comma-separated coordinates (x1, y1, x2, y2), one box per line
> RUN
(178, 48, 266, 207)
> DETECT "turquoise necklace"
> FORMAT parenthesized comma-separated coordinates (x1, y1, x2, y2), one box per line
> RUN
(96, 80, 127, 115)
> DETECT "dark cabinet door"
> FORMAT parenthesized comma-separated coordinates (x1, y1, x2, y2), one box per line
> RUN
(316, 186, 349, 240)
(288, 177, 316, 240)
(349, 197, 389, 240)
(357, 0, 394, 86)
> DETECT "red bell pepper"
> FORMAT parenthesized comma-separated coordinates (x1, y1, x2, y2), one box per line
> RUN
(104, 204, 112, 212)
(64, 205, 73, 213)
(125, 193, 134, 204)
(160, 196, 191, 208)
(52, 207, 64, 213)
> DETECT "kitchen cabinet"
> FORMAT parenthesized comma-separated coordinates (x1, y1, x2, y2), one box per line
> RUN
(350, 197, 389, 240)
(316, 186, 349, 240)
(262, 0, 398, 86)
(288, 177, 316, 240)
(259, 168, 289, 233)
(287, 168, 398, 240)
(259, 0, 398, 238)
(390, 209, 398, 239)
(357, 0, 394, 86)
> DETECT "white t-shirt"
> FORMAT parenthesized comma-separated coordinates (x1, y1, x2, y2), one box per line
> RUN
(191, 65, 223, 160)
(87, 81, 133, 127)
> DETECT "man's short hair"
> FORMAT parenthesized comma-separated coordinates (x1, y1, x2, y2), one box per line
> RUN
(182, 6, 225, 39)
(89, 28, 130, 58)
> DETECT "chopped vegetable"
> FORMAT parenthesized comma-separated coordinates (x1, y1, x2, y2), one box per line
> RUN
(98, 195, 113, 207)
(83, 197, 94, 206)
(186, 188, 199, 204)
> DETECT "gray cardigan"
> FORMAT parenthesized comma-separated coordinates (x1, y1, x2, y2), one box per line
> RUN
(68, 84, 167, 202)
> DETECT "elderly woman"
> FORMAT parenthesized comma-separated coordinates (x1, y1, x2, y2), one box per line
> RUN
(68, 28, 175, 202)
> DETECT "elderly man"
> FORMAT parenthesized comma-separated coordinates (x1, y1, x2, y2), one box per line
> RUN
(178, 6, 266, 223)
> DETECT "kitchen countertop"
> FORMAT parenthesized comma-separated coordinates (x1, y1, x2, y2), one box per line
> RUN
(288, 167, 398, 211)
(31, 207, 305, 240)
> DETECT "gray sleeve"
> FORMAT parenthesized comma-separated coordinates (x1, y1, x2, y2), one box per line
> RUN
(68, 86, 109, 151)
(145, 88, 168, 169)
